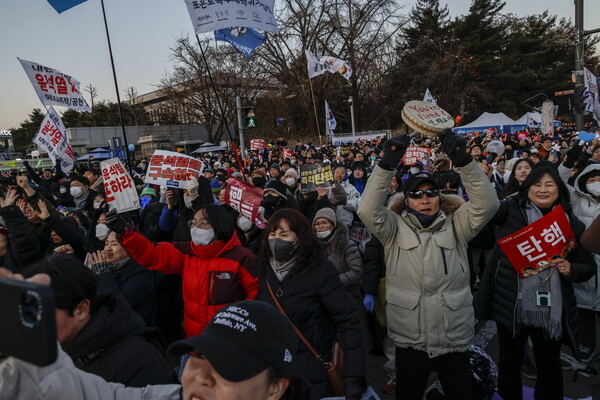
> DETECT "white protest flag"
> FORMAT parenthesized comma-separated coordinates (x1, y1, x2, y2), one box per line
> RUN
(325, 100, 337, 136)
(305, 50, 352, 81)
(18, 58, 91, 112)
(184, 0, 278, 35)
(101, 158, 140, 213)
(423, 88, 437, 105)
(583, 66, 600, 122)
(33, 107, 75, 173)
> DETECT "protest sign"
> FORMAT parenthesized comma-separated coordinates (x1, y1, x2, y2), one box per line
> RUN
(402, 146, 431, 166)
(33, 106, 75, 172)
(299, 164, 334, 192)
(184, 0, 278, 35)
(497, 205, 577, 279)
(224, 178, 265, 228)
(250, 139, 266, 150)
(282, 149, 294, 159)
(145, 150, 203, 189)
(19, 58, 91, 112)
(330, 130, 390, 146)
(101, 158, 139, 212)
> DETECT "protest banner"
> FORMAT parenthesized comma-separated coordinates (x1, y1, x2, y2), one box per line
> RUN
(299, 164, 334, 192)
(184, 0, 278, 35)
(18, 58, 91, 112)
(282, 149, 294, 159)
(402, 146, 431, 166)
(33, 106, 75, 173)
(101, 158, 140, 213)
(214, 27, 265, 58)
(145, 150, 204, 189)
(330, 130, 390, 146)
(305, 50, 352, 81)
(250, 139, 266, 150)
(224, 178, 265, 228)
(497, 205, 577, 279)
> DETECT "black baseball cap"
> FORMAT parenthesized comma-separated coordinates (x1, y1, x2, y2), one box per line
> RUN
(168, 301, 298, 382)
(403, 172, 440, 194)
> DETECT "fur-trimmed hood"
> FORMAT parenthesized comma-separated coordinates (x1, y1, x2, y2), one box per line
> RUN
(387, 192, 465, 216)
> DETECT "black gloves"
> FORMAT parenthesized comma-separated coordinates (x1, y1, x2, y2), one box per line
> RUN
(344, 377, 366, 400)
(105, 209, 129, 235)
(564, 145, 582, 168)
(379, 135, 411, 171)
(438, 128, 472, 167)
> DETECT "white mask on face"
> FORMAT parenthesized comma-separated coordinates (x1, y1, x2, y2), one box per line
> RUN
(587, 182, 600, 197)
(184, 196, 194, 209)
(237, 216, 253, 232)
(59, 187, 67, 194)
(70, 186, 83, 198)
(285, 177, 296, 187)
(410, 167, 420, 175)
(95, 223, 110, 240)
(316, 230, 332, 239)
(190, 227, 215, 246)
(93, 201, 103, 209)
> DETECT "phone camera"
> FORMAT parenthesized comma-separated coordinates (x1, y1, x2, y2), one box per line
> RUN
(19, 290, 43, 328)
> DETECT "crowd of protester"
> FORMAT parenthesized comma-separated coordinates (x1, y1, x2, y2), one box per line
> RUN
(1, 126, 600, 400)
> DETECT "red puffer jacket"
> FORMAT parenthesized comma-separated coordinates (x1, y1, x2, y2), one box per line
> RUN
(119, 229, 258, 337)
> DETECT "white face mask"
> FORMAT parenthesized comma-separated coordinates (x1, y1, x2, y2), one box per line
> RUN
(95, 223, 110, 240)
(70, 186, 83, 198)
(184, 196, 195, 209)
(190, 227, 215, 246)
(285, 177, 296, 187)
(93, 201, 103, 209)
(587, 181, 600, 197)
(316, 230, 332, 239)
(59, 187, 67, 194)
(237, 216, 253, 232)
(410, 167, 420, 175)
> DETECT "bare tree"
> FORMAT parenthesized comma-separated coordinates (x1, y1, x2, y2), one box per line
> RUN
(84, 84, 98, 109)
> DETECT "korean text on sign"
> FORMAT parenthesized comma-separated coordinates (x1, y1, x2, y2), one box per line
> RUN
(33, 106, 75, 173)
(402, 146, 431, 166)
(299, 164, 334, 192)
(144, 150, 204, 189)
(224, 178, 265, 228)
(497, 205, 576, 279)
(101, 158, 140, 213)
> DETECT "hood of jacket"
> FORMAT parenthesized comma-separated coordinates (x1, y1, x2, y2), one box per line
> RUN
(324, 223, 349, 254)
(574, 163, 600, 197)
(61, 293, 146, 360)
(386, 192, 465, 231)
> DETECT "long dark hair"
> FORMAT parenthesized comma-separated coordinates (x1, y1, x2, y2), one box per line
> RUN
(501, 158, 534, 199)
(196, 204, 235, 242)
(256, 208, 323, 275)
(517, 161, 572, 213)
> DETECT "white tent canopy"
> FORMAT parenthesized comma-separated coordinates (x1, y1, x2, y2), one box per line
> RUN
(453, 112, 517, 135)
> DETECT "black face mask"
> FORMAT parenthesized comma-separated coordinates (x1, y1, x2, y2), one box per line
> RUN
(269, 238, 296, 262)
(252, 177, 266, 188)
(263, 195, 281, 207)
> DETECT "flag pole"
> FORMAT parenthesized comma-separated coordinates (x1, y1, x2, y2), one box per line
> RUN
(100, 0, 132, 172)
(308, 78, 322, 144)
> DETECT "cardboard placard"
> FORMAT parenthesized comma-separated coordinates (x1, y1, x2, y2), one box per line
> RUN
(101, 158, 140, 212)
(497, 205, 577, 278)
(144, 150, 203, 189)
(402, 146, 431, 166)
(224, 178, 265, 229)
(299, 164, 334, 192)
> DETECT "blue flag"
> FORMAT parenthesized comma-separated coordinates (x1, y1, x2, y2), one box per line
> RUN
(47, 0, 88, 14)
(214, 27, 266, 59)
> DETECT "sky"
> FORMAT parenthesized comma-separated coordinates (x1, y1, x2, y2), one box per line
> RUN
(1, 0, 599, 131)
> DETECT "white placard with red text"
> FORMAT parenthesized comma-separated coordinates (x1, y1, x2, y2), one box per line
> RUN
(402, 146, 431, 166)
(33, 106, 75, 172)
(250, 139, 266, 150)
(101, 158, 140, 213)
(144, 150, 204, 189)
(19, 58, 91, 112)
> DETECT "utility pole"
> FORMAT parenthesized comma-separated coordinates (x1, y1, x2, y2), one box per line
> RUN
(575, 0, 585, 131)
(236, 96, 247, 159)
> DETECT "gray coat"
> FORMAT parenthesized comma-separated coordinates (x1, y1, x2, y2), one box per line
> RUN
(323, 223, 363, 298)
(357, 161, 499, 358)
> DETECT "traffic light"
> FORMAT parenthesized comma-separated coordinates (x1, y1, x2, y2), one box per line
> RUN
(243, 107, 256, 128)
(574, 85, 589, 113)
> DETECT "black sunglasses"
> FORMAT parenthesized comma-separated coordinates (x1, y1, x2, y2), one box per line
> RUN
(407, 189, 440, 199)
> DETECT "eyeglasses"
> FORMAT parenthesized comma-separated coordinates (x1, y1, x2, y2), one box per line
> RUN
(407, 189, 440, 199)
(187, 219, 212, 229)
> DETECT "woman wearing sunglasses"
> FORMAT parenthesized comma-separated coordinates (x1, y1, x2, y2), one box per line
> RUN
(358, 130, 500, 400)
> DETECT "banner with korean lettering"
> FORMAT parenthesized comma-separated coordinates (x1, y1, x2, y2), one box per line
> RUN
(184, 0, 278, 35)
(250, 139, 266, 150)
(18, 58, 91, 112)
(145, 150, 204, 189)
(33, 106, 75, 173)
(497, 205, 577, 279)
(224, 178, 265, 228)
(402, 146, 431, 166)
(299, 164, 334, 192)
(101, 158, 140, 213)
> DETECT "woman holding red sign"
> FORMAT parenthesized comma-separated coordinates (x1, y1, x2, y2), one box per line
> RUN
(475, 161, 596, 400)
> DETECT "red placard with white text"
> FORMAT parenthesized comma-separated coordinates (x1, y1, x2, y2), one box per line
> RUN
(282, 149, 294, 159)
(402, 146, 431, 166)
(101, 158, 140, 212)
(144, 150, 204, 189)
(250, 139, 266, 150)
(224, 178, 265, 229)
(497, 205, 577, 279)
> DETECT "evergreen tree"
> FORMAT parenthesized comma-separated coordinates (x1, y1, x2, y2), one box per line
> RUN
(12, 108, 45, 155)
(401, 0, 451, 51)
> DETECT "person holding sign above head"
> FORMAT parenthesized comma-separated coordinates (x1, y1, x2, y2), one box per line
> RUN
(475, 161, 596, 400)
(357, 129, 500, 400)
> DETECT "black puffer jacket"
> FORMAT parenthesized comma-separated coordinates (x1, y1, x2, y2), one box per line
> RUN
(256, 259, 365, 397)
(61, 293, 176, 387)
(474, 197, 596, 356)
(0, 205, 41, 273)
